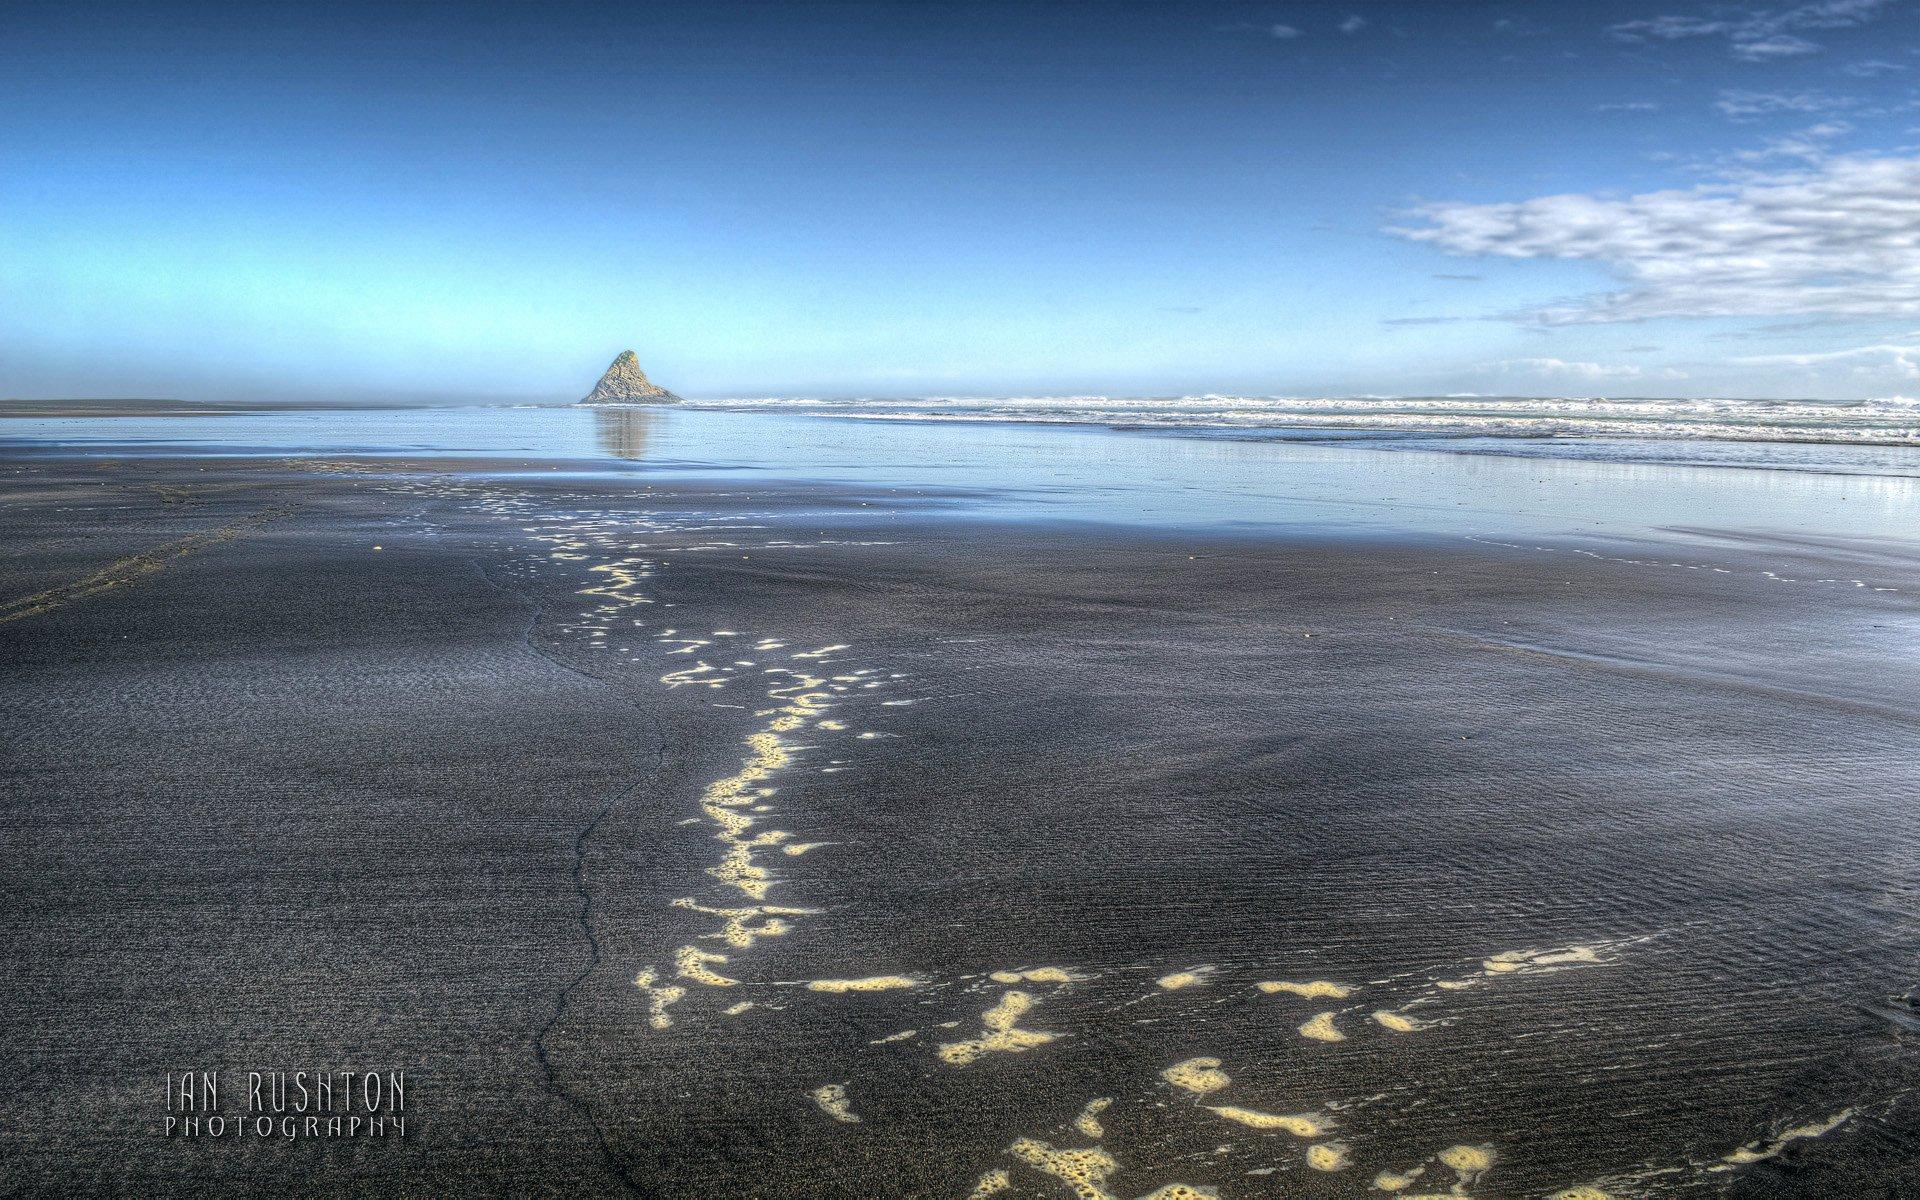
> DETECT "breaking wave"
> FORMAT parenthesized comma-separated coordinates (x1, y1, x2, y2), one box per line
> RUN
(684, 394, 1920, 448)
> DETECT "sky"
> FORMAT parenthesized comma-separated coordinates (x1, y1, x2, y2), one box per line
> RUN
(5, 0, 1920, 402)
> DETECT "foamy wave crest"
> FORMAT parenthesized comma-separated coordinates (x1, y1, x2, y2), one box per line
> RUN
(686, 394, 1920, 446)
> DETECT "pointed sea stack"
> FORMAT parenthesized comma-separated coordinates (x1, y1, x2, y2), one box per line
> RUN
(579, 350, 683, 405)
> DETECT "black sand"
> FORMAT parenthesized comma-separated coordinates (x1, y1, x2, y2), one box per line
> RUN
(2, 450, 1916, 1198)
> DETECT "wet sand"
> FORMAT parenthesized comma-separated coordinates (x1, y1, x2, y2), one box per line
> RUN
(2, 445, 1917, 1197)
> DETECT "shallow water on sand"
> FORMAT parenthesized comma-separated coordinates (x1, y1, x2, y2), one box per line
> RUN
(2, 407, 1917, 1196)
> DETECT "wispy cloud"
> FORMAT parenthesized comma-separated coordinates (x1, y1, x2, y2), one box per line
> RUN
(1340, 14, 1367, 35)
(1706, 316, 1870, 339)
(1492, 16, 1548, 36)
(1715, 89, 1856, 119)
(1610, 0, 1893, 61)
(1432, 273, 1484, 281)
(1495, 358, 1684, 380)
(1218, 20, 1304, 39)
(1734, 339, 1920, 375)
(1843, 58, 1909, 76)
(1731, 33, 1822, 60)
(1392, 153, 1920, 323)
(1726, 120, 1853, 163)
(1595, 100, 1662, 113)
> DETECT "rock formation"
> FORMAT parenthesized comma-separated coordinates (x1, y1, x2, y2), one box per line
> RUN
(579, 350, 682, 404)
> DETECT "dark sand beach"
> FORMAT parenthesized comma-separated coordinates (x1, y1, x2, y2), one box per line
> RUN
(2, 410, 1917, 1197)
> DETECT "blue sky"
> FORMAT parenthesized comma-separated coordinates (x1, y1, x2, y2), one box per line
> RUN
(5, 0, 1920, 401)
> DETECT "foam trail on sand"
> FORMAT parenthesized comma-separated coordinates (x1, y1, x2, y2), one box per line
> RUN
(808, 975, 920, 993)
(374, 478, 913, 1034)
(811, 1083, 860, 1124)
(1712, 1109, 1853, 1170)
(1160, 1058, 1230, 1096)
(1204, 1106, 1332, 1137)
(1257, 980, 1353, 999)
(1156, 968, 1211, 991)
(1074, 1098, 1112, 1139)
(1371, 1009, 1436, 1033)
(938, 991, 1061, 1066)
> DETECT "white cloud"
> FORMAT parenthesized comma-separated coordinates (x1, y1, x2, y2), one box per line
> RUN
(1394, 153, 1920, 323)
(1269, 23, 1303, 39)
(1596, 100, 1662, 113)
(1340, 14, 1367, 34)
(1610, 0, 1892, 60)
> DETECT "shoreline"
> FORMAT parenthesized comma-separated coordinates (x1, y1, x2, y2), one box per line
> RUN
(6, 396, 1919, 472)
(1, 407, 1915, 557)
